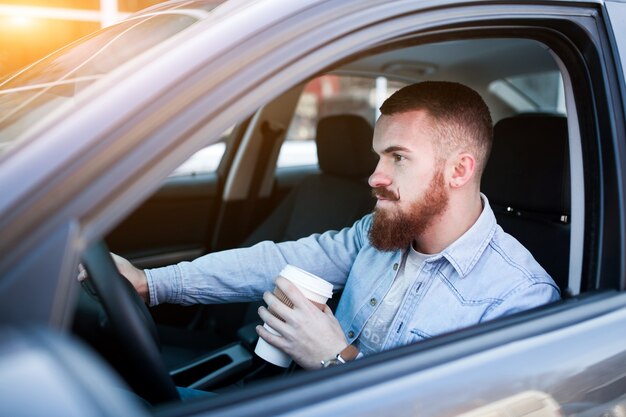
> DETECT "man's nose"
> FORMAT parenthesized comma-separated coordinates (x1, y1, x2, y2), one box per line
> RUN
(368, 165, 391, 188)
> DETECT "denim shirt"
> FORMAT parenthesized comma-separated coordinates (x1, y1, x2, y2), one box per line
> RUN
(146, 195, 560, 352)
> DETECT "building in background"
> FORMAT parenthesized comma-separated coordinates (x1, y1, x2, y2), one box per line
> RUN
(0, 0, 162, 78)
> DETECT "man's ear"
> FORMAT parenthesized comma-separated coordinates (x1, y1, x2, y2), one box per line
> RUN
(448, 152, 476, 188)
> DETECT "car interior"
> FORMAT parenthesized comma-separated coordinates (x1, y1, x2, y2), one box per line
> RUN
(74, 35, 580, 407)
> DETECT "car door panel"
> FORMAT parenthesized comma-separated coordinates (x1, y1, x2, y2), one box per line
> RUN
(192, 292, 626, 417)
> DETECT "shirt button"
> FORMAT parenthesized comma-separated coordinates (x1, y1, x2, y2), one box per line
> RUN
(348, 330, 355, 338)
(370, 298, 377, 306)
(393, 263, 399, 271)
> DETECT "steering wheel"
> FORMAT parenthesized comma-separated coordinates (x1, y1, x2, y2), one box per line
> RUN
(81, 241, 180, 405)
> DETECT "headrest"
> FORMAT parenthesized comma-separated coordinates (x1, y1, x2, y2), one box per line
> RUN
(482, 114, 570, 215)
(316, 114, 377, 178)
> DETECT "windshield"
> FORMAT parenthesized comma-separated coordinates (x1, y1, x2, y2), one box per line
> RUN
(0, 2, 221, 154)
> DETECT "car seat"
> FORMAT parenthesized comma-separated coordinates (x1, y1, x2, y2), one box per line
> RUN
(481, 114, 571, 295)
(243, 114, 378, 245)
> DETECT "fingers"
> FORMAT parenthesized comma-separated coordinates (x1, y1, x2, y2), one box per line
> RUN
(259, 290, 295, 335)
(262, 290, 293, 320)
(257, 305, 290, 335)
(256, 324, 287, 350)
(274, 276, 311, 309)
(77, 264, 88, 282)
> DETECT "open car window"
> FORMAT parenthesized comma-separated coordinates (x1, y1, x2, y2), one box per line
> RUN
(82, 32, 579, 408)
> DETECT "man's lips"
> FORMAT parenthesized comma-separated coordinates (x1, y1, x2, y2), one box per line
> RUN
(372, 188, 399, 201)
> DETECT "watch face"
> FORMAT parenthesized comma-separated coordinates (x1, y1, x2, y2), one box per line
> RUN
(321, 358, 341, 368)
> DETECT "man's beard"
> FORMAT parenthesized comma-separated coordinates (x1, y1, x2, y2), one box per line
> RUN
(369, 169, 449, 252)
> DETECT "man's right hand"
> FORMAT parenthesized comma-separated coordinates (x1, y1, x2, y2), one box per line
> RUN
(78, 253, 149, 303)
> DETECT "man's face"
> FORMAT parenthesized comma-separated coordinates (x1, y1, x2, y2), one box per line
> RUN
(368, 111, 450, 252)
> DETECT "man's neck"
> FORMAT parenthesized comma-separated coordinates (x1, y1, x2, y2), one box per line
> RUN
(413, 192, 483, 254)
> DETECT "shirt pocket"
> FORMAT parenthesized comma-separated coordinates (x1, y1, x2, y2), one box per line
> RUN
(405, 271, 500, 344)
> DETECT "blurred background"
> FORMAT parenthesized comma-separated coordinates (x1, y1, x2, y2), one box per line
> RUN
(0, 0, 162, 78)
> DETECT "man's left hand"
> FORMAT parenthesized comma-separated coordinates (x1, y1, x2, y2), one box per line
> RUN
(256, 276, 348, 370)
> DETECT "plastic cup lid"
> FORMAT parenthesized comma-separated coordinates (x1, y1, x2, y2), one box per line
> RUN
(280, 264, 333, 299)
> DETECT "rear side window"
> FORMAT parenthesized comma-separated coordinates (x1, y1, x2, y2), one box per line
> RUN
(168, 126, 233, 177)
(277, 75, 406, 168)
(489, 71, 566, 115)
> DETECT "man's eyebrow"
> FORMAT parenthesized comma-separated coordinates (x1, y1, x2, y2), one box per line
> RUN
(382, 145, 411, 154)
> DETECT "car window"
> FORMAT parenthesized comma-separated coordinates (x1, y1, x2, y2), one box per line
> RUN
(489, 71, 566, 115)
(277, 75, 407, 168)
(169, 127, 233, 177)
(169, 142, 227, 177)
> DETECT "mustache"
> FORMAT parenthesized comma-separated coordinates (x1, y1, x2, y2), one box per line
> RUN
(372, 188, 399, 201)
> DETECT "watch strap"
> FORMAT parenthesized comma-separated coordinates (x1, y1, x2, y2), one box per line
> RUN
(337, 344, 359, 362)
(320, 344, 360, 368)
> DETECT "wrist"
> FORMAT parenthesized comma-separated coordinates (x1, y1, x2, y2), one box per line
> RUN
(321, 344, 359, 368)
(135, 269, 149, 303)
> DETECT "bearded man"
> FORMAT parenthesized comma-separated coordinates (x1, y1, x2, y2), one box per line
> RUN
(104, 81, 560, 370)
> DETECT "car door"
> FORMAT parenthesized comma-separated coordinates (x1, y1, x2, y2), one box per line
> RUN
(2, 0, 626, 416)
(150, 1, 626, 416)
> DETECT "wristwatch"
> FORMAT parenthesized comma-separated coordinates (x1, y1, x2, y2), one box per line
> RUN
(320, 344, 359, 368)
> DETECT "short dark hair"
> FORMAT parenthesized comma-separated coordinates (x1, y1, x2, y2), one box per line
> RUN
(380, 81, 493, 177)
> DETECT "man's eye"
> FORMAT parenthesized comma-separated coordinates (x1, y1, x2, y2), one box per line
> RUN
(393, 154, 405, 162)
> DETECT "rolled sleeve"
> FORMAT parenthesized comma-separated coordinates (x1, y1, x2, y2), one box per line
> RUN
(145, 264, 183, 306)
(141, 216, 370, 307)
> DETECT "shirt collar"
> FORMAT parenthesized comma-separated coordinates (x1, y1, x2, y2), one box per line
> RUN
(436, 193, 497, 278)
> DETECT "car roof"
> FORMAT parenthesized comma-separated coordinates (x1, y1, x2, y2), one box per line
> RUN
(340, 38, 558, 84)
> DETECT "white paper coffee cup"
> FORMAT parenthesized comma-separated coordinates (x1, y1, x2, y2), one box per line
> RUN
(254, 264, 333, 367)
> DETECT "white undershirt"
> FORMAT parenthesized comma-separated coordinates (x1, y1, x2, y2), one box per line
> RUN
(357, 246, 433, 356)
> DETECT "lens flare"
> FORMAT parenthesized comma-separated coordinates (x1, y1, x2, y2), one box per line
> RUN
(7, 15, 33, 27)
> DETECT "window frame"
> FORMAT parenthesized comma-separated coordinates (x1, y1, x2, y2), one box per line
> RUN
(159, 5, 626, 416)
